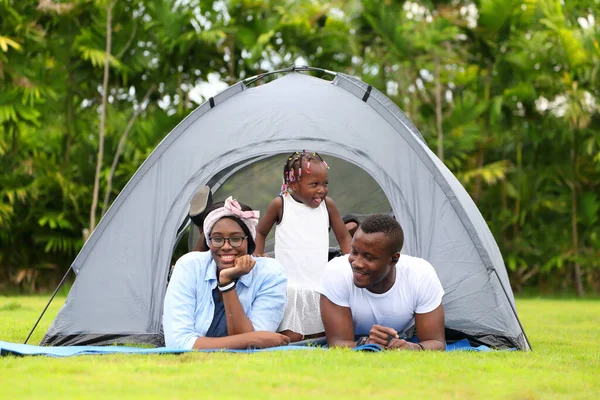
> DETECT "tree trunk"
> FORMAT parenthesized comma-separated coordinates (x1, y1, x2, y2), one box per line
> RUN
(513, 137, 522, 238)
(177, 71, 182, 115)
(434, 55, 444, 162)
(228, 34, 236, 84)
(64, 69, 74, 164)
(473, 144, 484, 204)
(101, 85, 156, 217)
(570, 142, 584, 297)
(502, 181, 508, 246)
(89, 2, 113, 234)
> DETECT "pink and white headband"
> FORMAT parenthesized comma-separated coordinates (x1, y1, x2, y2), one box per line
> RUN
(203, 196, 260, 243)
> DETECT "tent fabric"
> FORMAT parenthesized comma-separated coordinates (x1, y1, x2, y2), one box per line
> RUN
(0, 339, 493, 357)
(40, 71, 529, 350)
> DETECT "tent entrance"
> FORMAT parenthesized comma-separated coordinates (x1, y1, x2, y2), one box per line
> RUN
(184, 153, 392, 254)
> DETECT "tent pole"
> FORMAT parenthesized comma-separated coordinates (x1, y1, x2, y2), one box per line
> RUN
(24, 266, 72, 344)
(243, 65, 336, 87)
(492, 269, 533, 350)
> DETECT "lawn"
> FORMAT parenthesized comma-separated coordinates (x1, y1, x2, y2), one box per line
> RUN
(1, 296, 599, 399)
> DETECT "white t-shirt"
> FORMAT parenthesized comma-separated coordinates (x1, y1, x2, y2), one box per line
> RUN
(318, 254, 444, 336)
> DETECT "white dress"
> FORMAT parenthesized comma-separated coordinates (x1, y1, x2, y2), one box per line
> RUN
(275, 194, 329, 335)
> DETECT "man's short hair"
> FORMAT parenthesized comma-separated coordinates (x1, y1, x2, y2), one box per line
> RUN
(359, 214, 404, 254)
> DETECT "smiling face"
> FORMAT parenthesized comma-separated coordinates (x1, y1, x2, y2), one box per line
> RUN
(348, 228, 399, 294)
(208, 217, 248, 271)
(290, 161, 329, 208)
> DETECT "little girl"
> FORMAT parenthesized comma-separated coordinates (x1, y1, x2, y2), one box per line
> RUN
(254, 151, 351, 341)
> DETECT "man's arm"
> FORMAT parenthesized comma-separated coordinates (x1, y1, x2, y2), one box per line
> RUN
(414, 304, 445, 350)
(387, 257, 446, 351)
(327, 197, 352, 254)
(254, 197, 282, 255)
(320, 294, 357, 348)
(387, 304, 445, 351)
(409, 259, 446, 350)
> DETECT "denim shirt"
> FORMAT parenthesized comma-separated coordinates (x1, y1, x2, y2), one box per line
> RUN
(163, 252, 287, 349)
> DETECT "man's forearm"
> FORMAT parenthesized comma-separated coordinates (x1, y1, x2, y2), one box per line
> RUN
(327, 337, 359, 349)
(419, 339, 446, 351)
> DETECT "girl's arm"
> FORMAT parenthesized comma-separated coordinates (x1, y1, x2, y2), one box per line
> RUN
(254, 197, 282, 255)
(327, 197, 352, 254)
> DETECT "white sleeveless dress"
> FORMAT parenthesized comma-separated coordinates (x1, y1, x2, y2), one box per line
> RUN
(275, 194, 329, 335)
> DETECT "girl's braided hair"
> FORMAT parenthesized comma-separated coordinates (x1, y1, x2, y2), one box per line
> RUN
(281, 150, 329, 195)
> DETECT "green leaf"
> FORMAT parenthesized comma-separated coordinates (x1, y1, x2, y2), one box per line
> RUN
(580, 192, 599, 227)
(78, 46, 123, 69)
(0, 36, 22, 52)
(503, 82, 537, 102)
(478, 0, 519, 33)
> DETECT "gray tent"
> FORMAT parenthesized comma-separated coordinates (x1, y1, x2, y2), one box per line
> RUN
(38, 67, 530, 350)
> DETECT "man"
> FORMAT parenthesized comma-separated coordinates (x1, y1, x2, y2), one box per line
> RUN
(318, 214, 445, 350)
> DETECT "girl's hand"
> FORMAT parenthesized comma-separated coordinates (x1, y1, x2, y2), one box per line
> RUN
(219, 255, 256, 282)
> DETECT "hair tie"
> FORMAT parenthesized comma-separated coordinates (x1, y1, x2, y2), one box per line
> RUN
(203, 196, 260, 243)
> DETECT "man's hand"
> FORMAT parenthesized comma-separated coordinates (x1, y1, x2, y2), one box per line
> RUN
(219, 255, 256, 282)
(387, 338, 421, 351)
(366, 324, 399, 347)
(247, 331, 291, 348)
(366, 325, 423, 350)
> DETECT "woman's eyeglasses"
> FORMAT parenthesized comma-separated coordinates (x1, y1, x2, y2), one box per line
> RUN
(208, 236, 247, 248)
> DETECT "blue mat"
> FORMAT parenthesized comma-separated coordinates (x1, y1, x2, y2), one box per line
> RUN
(0, 339, 492, 357)
(353, 339, 495, 353)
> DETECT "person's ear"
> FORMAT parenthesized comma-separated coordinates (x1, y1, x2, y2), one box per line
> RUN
(390, 252, 400, 265)
(290, 181, 298, 191)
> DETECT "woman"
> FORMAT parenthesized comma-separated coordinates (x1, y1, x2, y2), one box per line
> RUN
(163, 196, 290, 349)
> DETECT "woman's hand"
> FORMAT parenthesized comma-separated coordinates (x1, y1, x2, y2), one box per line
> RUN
(247, 331, 291, 348)
(219, 255, 256, 282)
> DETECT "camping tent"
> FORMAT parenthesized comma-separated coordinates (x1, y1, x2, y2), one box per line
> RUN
(39, 67, 530, 350)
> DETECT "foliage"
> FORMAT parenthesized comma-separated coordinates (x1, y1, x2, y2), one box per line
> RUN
(0, 0, 598, 293)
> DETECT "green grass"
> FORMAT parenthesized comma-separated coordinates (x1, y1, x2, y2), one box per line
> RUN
(1, 296, 599, 399)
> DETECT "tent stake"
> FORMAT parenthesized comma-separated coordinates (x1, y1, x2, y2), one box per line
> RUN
(24, 266, 72, 344)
